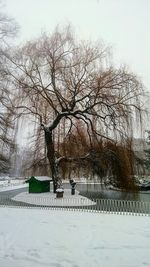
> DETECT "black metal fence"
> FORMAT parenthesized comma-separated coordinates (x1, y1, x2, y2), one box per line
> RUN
(0, 196, 150, 216)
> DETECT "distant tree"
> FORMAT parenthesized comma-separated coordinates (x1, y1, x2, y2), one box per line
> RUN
(0, 1, 19, 173)
(4, 26, 144, 191)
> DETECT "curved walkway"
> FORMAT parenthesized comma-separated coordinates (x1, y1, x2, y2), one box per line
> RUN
(12, 189, 96, 207)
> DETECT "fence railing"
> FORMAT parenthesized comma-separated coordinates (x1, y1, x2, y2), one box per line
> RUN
(0, 196, 150, 216)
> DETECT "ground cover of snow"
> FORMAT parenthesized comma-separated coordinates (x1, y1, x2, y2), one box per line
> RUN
(12, 189, 96, 206)
(0, 207, 150, 267)
(0, 183, 27, 192)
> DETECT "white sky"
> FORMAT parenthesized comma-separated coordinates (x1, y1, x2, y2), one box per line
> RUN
(4, 0, 150, 92)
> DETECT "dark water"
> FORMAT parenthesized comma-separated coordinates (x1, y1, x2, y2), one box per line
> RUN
(63, 182, 150, 202)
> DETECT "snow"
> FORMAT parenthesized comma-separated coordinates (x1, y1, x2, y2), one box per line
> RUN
(12, 189, 96, 206)
(56, 188, 64, 192)
(0, 184, 28, 192)
(0, 207, 150, 267)
(0, 179, 27, 192)
(27, 176, 52, 181)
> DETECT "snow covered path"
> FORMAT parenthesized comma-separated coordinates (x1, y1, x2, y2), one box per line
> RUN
(0, 207, 150, 267)
(0, 184, 27, 192)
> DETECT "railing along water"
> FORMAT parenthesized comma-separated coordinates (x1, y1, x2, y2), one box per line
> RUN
(0, 194, 150, 216)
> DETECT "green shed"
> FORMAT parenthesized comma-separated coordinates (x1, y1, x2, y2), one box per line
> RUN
(25, 176, 52, 193)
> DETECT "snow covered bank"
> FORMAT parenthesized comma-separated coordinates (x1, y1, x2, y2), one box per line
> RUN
(12, 189, 96, 206)
(0, 207, 150, 267)
(0, 183, 27, 192)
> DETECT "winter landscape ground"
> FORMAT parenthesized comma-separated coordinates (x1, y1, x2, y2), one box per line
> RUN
(0, 181, 150, 267)
(0, 207, 150, 267)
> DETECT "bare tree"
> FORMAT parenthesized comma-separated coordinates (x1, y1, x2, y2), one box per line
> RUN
(0, 1, 19, 173)
(4, 26, 144, 191)
(0, 0, 19, 43)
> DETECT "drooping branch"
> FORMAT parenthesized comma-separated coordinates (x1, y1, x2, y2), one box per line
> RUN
(3, 25, 144, 190)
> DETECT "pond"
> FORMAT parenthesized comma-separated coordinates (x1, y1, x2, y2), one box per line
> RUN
(63, 182, 150, 202)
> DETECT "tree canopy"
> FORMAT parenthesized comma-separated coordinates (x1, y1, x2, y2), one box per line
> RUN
(3, 26, 144, 191)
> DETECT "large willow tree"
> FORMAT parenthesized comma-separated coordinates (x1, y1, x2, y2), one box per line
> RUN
(4, 26, 144, 191)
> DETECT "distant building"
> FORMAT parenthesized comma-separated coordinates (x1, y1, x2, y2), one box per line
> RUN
(133, 138, 148, 152)
(132, 138, 149, 175)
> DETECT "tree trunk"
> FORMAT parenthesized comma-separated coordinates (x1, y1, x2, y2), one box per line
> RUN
(44, 129, 59, 193)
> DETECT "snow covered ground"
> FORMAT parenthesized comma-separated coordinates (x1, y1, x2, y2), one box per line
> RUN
(12, 189, 96, 206)
(0, 207, 150, 267)
(0, 183, 27, 192)
(0, 179, 27, 192)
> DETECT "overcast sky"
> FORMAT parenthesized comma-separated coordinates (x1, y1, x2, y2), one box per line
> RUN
(4, 0, 150, 93)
